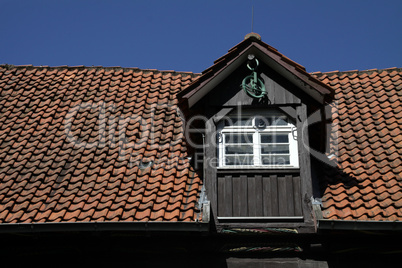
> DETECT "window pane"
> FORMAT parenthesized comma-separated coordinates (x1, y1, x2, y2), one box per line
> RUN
(225, 155, 254, 165)
(225, 133, 253, 144)
(261, 155, 290, 165)
(260, 134, 288, 143)
(261, 144, 289, 154)
(225, 145, 253, 154)
(273, 117, 288, 126)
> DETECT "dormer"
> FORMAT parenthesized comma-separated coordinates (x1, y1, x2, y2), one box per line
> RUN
(179, 33, 334, 233)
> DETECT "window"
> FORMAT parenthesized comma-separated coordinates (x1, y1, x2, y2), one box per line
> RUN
(217, 110, 299, 168)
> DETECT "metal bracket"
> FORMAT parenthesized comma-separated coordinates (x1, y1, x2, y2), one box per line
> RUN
(241, 54, 266, 98)
(311, 197, 323, 221)
(197, 185, 210, 223)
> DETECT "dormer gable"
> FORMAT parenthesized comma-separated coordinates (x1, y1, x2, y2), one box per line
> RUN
(179, 33, 334, 109)
(181, 34, 334, 233)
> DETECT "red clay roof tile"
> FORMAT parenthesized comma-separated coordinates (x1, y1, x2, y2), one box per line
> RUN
(313, 68, 402, 221)
(0, 66, 202, 224)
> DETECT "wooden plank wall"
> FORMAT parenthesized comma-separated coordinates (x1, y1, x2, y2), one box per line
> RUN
(217, 173, 302, 217)
(202, 64, 301, 108)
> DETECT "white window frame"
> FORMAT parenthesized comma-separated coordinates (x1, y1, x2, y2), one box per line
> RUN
(217, 111, 299, 169)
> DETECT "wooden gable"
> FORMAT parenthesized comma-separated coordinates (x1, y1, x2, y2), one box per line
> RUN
(199, 61, 302, 107)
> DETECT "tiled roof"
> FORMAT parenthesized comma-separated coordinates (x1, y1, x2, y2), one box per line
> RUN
(0, 62, 401, 225)
(0, 65, 203, 223)
(313, 68, 402, 221)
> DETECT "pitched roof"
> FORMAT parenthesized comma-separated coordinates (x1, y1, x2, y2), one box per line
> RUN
(0, 56, 400, 225)
(312, 68, 402, 221)
(0, 65, 203, 223)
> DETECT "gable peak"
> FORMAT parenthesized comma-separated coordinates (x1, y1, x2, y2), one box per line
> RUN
(244, 32, 261, 41)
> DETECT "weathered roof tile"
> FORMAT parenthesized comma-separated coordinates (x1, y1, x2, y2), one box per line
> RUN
(0, 66, 202, 223)
(313, 68, 402, 221)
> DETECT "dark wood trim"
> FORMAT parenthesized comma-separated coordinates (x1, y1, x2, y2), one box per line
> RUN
(217, 222, 316, 233)
(296, 104, 315, 229)
(226, 258, 328, 268)
(252, 42, 333, 96)
(204, 117, 219, 229)
(217, 216, 304, 222)
(179, 43, 253, 101)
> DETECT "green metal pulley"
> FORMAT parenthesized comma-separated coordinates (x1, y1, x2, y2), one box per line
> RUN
(241, 54, 266, 98)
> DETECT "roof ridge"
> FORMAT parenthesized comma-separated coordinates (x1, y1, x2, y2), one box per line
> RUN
(0, 64, 201, 77)
(311, 67, 402, 76)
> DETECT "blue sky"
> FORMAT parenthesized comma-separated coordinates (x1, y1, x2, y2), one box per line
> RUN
(0, 0, 401, 73)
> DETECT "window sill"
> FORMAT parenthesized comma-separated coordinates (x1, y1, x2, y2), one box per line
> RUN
(217, 166, 300, 174)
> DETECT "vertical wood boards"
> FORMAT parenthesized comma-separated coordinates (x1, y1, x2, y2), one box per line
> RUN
(232, 175, 248, 217)
(217, 175, 233, 217)
(292, 176, 303, 216)
(263, 175, 278, 216)
(277, 175, 293, 216)
(260, 72, 302, 105)
(247, 175, 263, 217)
(217, 173, 302, 218)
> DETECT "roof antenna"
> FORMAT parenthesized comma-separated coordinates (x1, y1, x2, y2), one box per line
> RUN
(251, 5, 254, 33)
(244, 1, 261, 41)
